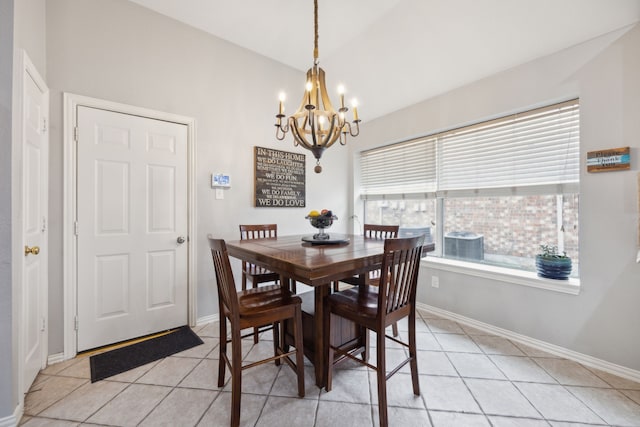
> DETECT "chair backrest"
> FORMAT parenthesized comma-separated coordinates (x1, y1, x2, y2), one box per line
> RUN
(239, 224, 277, 240)
(208, 237, 239, 317)
(377, 235, 425, 317)
(363, 224, 399, 239)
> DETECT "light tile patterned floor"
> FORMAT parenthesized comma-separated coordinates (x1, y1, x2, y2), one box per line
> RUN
(20, 308, 640, 426)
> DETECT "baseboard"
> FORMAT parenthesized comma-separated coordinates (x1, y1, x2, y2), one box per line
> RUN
(47, 352, 65, 366)
(0, 403, 20, 427)
(0, 415, 16, 427)
(196, 313, 219, 326)
(417, 302, 640, 383)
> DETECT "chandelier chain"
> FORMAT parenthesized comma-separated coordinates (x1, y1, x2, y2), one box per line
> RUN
(313, 0, 319, 61)
(274, 0, 360, 173)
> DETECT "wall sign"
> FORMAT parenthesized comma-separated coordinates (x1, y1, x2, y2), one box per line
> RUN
(254, 146, 306, 207)
(587, 147, 630, 172)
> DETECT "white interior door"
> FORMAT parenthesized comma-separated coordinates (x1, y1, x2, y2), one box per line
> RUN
(76, 106, 188, 351)
(21, 57, 49, 391)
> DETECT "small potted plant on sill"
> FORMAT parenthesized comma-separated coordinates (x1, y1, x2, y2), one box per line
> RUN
(536, 244, 572, 280)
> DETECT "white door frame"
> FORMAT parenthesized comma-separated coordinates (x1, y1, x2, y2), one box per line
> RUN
(62, 93, 197, 359)
(12, 48, 49, 417)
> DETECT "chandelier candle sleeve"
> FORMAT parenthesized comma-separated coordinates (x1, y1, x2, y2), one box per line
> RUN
(306, 81, 312, 107)
(274, 0, 361, 174)
(278, 93, 285, 115)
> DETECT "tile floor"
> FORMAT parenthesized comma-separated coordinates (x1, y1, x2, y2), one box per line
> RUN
(20, 308, 640, 427)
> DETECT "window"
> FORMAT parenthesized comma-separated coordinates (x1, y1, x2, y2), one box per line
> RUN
(360, 99, 579, 277)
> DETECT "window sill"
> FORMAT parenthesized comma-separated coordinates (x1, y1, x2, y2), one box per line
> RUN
(421, 257, 580, 295)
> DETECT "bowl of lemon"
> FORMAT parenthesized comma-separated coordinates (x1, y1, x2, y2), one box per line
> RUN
(305, 209, 337, 240)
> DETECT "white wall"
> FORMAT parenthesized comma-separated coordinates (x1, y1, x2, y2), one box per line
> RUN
(13, 0, 46, 77)
(44, 0, 350, 354)
(355, 25, 640, 371)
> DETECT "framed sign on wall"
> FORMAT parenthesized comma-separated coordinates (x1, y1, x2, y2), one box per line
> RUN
(254, 146, 306, 207)
(587, 147, 630, 172)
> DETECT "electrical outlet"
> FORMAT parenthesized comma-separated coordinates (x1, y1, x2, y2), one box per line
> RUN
(431, 276, 439, 288)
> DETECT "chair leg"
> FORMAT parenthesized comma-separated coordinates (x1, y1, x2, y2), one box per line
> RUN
(293, 307, 305, 397)
(230, 327, 243, 427)
(281, 277, 296, 294)
(251, 276, 259, 344)
(282, 321, 290, 354)
(332, 281, 340, 292)
(376, 328, 388, 427)
(241, 271, 248, 291)
(361, 326, 370, 362)
(218, 317, 227, 388)
(324, 307, 334, 392)
(392, 321, 399, 337)
(409, 311, 420, 395)
(273, 321, 281, 366)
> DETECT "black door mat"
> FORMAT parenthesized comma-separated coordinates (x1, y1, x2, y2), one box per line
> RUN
(89, 325, 203, 382)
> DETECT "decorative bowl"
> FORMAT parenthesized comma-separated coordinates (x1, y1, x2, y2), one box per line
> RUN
(305, 213, 338, 240)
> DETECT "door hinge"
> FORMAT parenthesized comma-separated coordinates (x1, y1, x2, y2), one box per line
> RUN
(42, 117, 47, 134)
(74, 221, 79, 236)
(41, 217, 47, 233)
(40, 317, 46, 332)
(73, 126, 79, 142)
(74, 316, 79, 331)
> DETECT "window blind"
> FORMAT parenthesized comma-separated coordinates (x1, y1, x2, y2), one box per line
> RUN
(360, 137, 436, 199)
(360, 99, 579, 199)
(439, 100, 579, 192)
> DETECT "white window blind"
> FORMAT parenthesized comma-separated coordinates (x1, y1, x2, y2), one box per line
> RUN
(360, 138, 437, 199)
(360, 99, 579, 199)
(439, 100, 579, 193)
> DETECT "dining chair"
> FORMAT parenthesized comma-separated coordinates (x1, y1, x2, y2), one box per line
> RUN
(239, 224, 298, 342)
(336, 224, 400, 336)
(324, 235, 425, 427)
(338, 224, 399, 286)
(209, 237, 305, 427)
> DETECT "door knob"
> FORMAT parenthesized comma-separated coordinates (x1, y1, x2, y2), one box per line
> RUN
(177, 236, 186, 244)
(25, 245, 40, 256)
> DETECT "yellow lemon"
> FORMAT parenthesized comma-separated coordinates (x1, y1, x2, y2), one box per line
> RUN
(308, 210, 320, 217)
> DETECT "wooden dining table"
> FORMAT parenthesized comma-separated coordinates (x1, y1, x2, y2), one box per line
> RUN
(225, 233, 435, 387)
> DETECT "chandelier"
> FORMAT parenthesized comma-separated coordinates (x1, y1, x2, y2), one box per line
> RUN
(275, 0, 361, 173)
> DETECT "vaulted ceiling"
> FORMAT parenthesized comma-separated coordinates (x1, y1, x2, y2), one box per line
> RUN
(129, 0, 640, 119)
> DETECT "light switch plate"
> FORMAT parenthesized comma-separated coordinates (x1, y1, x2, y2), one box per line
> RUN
(431, 276, 439, 288)
(215, 188, 224, 199)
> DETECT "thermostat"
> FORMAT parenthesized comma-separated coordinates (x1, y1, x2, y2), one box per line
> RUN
(211, 173, 231, 188)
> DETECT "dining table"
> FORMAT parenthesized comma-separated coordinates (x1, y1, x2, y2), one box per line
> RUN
(225, 233, 435, 387)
